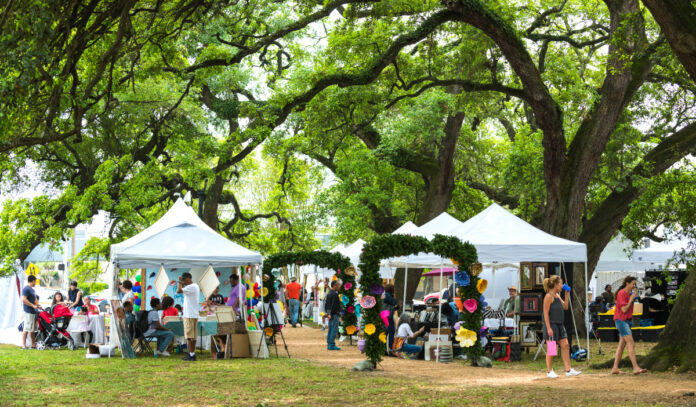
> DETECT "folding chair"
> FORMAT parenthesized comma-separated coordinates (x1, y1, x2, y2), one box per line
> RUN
(132, 314, 156, 356)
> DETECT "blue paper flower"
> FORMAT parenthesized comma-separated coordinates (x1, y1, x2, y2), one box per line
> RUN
(479, 294, 488, 308)
(370, 284, 384, 295)
(341, 295, 350, 306)
(455, 271, 470, 287)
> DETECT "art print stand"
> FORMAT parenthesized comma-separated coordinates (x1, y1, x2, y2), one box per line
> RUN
(257, 302, 290, 358)
(110, 299, 135, 359)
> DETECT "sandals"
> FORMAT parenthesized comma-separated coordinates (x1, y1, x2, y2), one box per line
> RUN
(633, 368, 648, 375)
(611, 370, 626, 375)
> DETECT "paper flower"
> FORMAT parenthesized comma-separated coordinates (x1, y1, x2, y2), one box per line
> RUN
(344, 282, 352, 290)
(345, 266, 356, 276)
(380, 310, 390, 326)
(346, 325, 357, 335)
(470, 263, 483, 277)
(365, 323, 376, 335)
(449, 258, 460, 266)
(264, 327, 274, 336)
(370, 284, 384, 295)
(480, 294, 488, 308)
(463, 299, 478, 313)
(379, 332, 387, 343)
(476, 279, 488, 294)
(453, 321, 462, 331)
(454, 271, 470, 287)
(341, 295, 350, 306)
(346, 305, 354, 313)
(360, 295, 376, 309)
(262, 287, 269, 297)
(456, 327, 477, 348)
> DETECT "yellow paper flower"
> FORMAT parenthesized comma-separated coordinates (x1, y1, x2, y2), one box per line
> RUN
(264, 327, 274, 336)
(365, 323, 376, 335)
(262, 287, 269, 297)
(346, 325, 357, 335)
(476, 279, 488, 294)
(379, 332, 387, 343)
(455, 327, 477, 348)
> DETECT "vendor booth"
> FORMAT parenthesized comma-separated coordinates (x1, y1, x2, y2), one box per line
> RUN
(107, 199, 263, 359)
(389, 203, 590, 360)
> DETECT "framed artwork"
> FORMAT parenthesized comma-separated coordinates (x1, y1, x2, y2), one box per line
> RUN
(520, 321, 537, 346)
(110, 299, 135, 359)
(520, 294, 542, 316)
(533, 263, 548, 289)
(520, 262, 533, 290)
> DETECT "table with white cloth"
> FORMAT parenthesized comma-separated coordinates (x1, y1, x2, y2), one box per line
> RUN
(67, 314, 106, 345)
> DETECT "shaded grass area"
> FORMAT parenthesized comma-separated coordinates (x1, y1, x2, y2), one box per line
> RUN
(0, 344, 689, 406)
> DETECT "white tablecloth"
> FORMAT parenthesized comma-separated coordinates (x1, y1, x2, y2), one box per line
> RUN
(68, 314, 106, 345)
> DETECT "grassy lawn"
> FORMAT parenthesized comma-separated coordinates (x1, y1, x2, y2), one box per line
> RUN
(0, 342, 689, 406)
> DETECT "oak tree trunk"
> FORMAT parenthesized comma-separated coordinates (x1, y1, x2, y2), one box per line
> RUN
(641, 269, 696, 372)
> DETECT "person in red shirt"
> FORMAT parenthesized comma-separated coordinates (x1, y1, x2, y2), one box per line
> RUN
(81, 296, 100, 315)
(161, 296, 179, 322)
(611, 276, 647, 375)
(285, 277, 302, 327)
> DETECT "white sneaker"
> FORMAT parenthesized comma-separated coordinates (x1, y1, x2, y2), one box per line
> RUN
(566, 368, 581, 377)
(338, 335, 347, 342)
(155, 350, 171, 357)
(547, 370, 559, 379)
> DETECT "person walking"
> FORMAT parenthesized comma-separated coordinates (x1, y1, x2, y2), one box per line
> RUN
(285, 277, 302, 327)
(324, 280, 341, 350)
(21, 275, 39, 349)
(611, 276, 647, 375)
(542, 275, 581, 378)
(177, 272, 200, 361)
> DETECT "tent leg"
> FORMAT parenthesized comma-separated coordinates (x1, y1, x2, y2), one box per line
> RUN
(436, 261, 443, 363)
(403, 263, 409, 312)
(585, 262, 590, 362)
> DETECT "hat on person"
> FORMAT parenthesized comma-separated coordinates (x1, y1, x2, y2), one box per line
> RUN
(290, 276, 297, 281)
(508, 286, 518, 292)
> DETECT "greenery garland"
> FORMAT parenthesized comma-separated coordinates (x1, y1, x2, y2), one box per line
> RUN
(262, 250, 353, 331)
(359, 234, 480, 365)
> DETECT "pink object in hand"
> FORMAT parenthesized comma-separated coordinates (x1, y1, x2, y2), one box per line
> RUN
(547, 340, 557, 356)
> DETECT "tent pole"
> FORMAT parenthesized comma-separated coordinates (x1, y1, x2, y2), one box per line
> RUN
(436, 260, 443, 363)
(403, 263, 409, 312)
(585, 261, 590, 362)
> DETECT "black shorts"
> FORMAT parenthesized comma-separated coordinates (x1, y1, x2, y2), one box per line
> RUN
(543, 322, 567, 341)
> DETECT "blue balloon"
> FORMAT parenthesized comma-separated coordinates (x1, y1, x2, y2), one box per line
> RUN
(133, 285, 141, 293)
(134, 298, 141, 306)
(455, 271, 470, 287)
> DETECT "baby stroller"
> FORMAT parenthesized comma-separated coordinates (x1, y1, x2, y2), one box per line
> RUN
(35, 304, 76, 350)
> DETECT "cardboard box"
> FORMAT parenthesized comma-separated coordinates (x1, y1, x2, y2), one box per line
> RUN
(230, 333, 250, 358)
(632, 302, 643, 314)
(430, 328, 451, 336)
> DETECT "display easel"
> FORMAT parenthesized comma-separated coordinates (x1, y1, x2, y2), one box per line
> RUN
(257, 302, 290, 358)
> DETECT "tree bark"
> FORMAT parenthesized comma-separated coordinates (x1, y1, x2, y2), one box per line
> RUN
(642, 268, 696, 372)
(416, 111, 465, 225)
(641, 0, 696, 84)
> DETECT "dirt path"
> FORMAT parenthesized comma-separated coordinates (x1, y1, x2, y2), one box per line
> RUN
(279, 325, 696, 405)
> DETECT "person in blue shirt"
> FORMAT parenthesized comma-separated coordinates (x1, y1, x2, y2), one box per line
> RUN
(21, 275, 39, 349)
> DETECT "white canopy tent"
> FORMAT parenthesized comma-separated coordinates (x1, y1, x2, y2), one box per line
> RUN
(0, 271, 23, 346)
(633, 239, 691, 265)
(392, 221, 418, 235)
(107, 199, 263, 350)
(389, 203, 590, 359)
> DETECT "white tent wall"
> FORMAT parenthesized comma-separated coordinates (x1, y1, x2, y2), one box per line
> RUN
(0, 273, 23, 346)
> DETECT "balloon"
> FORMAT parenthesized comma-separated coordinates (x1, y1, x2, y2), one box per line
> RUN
(133, 305, 140, 312)
(134, 293, 139, 299)
(134, 298, 141, 306)
(134, 281, 140, 287)
(135, 275, 141, 282)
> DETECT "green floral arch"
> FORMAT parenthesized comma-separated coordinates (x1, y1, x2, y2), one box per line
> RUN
(359, 234, 482, 365)
(262, 250, 357, 333)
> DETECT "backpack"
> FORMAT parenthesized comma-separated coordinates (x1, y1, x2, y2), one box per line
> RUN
(570, 345, 587, 361)
(135, 310, 150, 335)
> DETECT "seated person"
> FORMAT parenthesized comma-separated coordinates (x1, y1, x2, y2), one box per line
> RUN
(123, 301, 136, 339)
(395, 312, 425, 358)
(208, 287, 225, 306)
(51, 292, 67, 308)
(174, 304, 183, 314)
(146, 298, 174, 357)
(161, 296, 179, 322)
(82, 296, 100, 315)
(589, 296, 608, 313)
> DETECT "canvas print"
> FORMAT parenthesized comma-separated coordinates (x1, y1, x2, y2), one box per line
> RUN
(533, 263, 548, 288)
(520, 294, 542, 316)
(520, 262, 533, 290)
